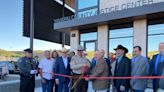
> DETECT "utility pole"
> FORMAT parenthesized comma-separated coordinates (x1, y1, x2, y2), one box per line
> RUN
(30, 0, 34, 57)
(62, 0, 65, 48)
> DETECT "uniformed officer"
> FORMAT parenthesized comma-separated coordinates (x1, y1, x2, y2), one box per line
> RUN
(70, 45, 91, 92)
(18, 48, 37, 92)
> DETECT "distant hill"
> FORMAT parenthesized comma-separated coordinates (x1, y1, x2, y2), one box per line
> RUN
(0, 49, 45, 61)
(0, 48, 159, 61)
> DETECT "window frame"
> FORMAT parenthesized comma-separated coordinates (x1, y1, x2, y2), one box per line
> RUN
(75, 0, 100, 16)
(147, 19, 164, 58)
(108, 25, 134, 57)
(79, 28, 98, 51)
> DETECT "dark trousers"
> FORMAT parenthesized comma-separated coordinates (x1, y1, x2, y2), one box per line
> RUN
(42, 79, 54, 92)
(73, 79, 88, 92)
(58, 81, 69, 92)
(153, 79, 158, 92)
(20, 76, 35, 92)
(133, 89, 144, 92)
(55, 83, 58, 92)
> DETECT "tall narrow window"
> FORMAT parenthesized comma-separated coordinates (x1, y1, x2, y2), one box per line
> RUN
(80, 30, 97, 59)
(148, 23, 164, 59)
(109, 27, 133, 58)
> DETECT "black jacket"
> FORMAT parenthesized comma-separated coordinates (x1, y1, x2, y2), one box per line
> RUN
(150, 54, 164, 90)
(114, 56, 131, 89)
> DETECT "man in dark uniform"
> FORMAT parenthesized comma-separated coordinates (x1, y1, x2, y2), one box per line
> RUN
(18, 49, 37, 92)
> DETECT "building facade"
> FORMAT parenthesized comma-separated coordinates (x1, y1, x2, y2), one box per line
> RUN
(54, 0, 164, 59)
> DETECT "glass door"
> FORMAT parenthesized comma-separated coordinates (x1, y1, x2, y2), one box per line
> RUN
(84, 41, 97, 59)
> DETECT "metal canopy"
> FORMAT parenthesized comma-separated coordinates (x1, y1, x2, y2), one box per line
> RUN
(23, 0, 74, 45)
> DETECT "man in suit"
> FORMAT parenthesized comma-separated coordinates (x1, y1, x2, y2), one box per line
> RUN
(131, 46, 149, 92)
(114, 45, 131, 92)
(86, 51, 109, 92)
(150, 42, 164, 92)
(157, 61, 164, 92)
(55, 48, 71, 92)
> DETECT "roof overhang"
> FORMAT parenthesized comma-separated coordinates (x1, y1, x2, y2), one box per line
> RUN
(23, 0, 74, 45)
(54, 2, 164, 32)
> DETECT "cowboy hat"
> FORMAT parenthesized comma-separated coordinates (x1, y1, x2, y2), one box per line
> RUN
(60, 47, 69, 53)
(114, 45, 128, 53)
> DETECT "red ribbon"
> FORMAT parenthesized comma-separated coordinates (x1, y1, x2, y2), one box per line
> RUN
(43, 72, 164, 80)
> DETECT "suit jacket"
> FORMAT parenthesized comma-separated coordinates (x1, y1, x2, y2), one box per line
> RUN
(150, 54, 163, 76)
(90, 58, 109, 91)
(150, 54, 164, 90)
(150, 54, 158, 76)
(159, 62, 164, 89)
(54, 57, 71, 83)
(114, 56, 131, 89)
(130, 55, 149, 90)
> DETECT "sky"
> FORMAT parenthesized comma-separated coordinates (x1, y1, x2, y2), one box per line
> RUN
(0, 0, 69, 51)
(0, 0, 163, 52)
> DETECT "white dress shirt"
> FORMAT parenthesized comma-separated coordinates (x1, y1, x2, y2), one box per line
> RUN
(39, 58, 54, 80)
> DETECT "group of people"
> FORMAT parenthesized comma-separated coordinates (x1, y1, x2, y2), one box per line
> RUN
(18, 42, 164, 92)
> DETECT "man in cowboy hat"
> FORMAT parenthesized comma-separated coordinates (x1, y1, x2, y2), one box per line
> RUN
(113, 45, 131, 92)
(70, 45, 91, 92)
(55, 47, 71, 92)
(18, 48, 38, 92)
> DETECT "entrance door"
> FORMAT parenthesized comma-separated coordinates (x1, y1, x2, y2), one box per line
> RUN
(84, 41, 97, 59)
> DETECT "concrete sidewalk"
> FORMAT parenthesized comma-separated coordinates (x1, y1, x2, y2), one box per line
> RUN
(35, 82, 153, 92)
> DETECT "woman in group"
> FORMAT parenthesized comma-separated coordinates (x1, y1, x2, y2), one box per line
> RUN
(52, 50, 59, 92)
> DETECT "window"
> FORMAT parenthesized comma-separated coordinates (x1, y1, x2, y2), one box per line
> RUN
(77, 0, 98, 18)
(80, 32, 97, 42)
(80, 31, 97, 59)
(78, 0, 98, 9)
(109, 27, 133, 58)
(148, 23, 164, 59)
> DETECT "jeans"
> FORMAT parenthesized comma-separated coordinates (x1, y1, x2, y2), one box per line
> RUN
(42, 79, 54, 92)
(58, 81, 69, 92)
